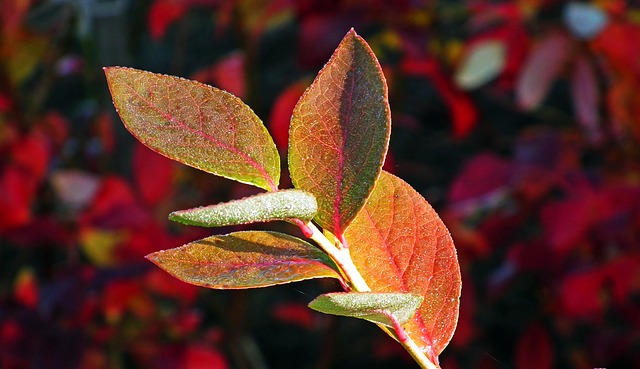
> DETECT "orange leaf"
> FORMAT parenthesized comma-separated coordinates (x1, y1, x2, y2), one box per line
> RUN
(345, 171, 461, 363)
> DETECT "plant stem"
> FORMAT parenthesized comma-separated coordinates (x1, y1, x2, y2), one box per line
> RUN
(302, 222, 441, 369)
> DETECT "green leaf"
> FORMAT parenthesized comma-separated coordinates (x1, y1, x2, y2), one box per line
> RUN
(288, 29, 391, 238)
(345, 171, 461, 363)
(454, 40, 506, 90)
(104, 67, 280, 191)
(146, 231, 341, 289)
(308, 292, 423, 328)
(169, 189, 317, 227)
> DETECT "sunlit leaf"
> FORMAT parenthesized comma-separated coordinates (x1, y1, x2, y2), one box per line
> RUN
(345, 171, 461, 363)
(147, 231, 341, 289)
(308, 292, 423, 328)
(104, 67, 280, 191)
(169, 189, 317, 227)
(516, 33, 572, 110)
(564, 2, 608, 40)
(454, 40, 506, 90)
(289, 29, 391, 237)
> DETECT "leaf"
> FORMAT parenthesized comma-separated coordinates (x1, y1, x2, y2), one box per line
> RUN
(146, 231, 341, 289)
(454, 40, 506, 90)
(515, 324, 554, 369)
(308, 292, 423, 328)
(564, 2, 608, 40)
(133, 142, 177, 206)
(169, 189, 318, 227)
(288, 29, 391, 237)
(104, 67, 280, 191)
(344, 171, 461, 362)
(516, 33, 572, 110)
(571, 55, 601, 141)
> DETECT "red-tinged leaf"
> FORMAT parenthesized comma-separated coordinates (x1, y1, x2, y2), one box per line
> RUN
(447, 153, 513, 216)
(145, 268, 199, 304)
(0, 167, 35, 231)
(516, 32, 573, 110)
(272, 302, 318, 329)
(148, 0, 188, 40)
(94, 111, 116, 154)
(590, 22, 640, 75)
(133, 142, 177, 206)
(183, 345, 229, 369)
(344, 171, 461, 363)
(146, 231, 341, 289)
(13, 267, 38, 308)
(268, 80, 308, 152)
(558, 268, 606, 320)
(571, 55, 601, 141)
(191, 51, 246, 99)
(400, 58, 478, 139)
(289, 29, 391, 237)
(603, 255, 640, 306)
(515, 324, 554, 369)
(540, 194, 594, 255)
(10, 131, 49, 180)
(104, 67, 280, 191)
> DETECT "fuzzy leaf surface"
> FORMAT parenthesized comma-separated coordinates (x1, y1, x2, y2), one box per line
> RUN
(344, 171, 461, 363)
(288, 29, 391, 237)
(169, 189, 317, 227)
(147, 231, 340, 289)
(308, 292, 423, 328)
(104, 67, 279, 191)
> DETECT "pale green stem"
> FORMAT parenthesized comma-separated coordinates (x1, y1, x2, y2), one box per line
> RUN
(302, 222, 440, 369)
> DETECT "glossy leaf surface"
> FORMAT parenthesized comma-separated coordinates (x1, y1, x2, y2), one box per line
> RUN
(169, 189, 317, 227)
(147, 231, 340, 289)
(345, 171, 461, 362)
(288, 29, 391, 237)
(104, 67, 280, 191)
(308, 292, 423, 328)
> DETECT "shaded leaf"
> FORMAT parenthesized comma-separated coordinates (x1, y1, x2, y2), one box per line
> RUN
(133, 142, 177, 206)
(516, 33, 572, 110)
(104, 67, 280, 191)
(268, 80, 308, 152)
(147, 231, 341, 289)
(308, 292, 423, 328)
(571, 55, 601, 141)
(345, 171, 461, 362)
(454, 40, 506, 90)
(289, 29, 391, 237)
(169, 189, 317, 227)
(515, 324, 554, 369)
(191, 51, 246, 99)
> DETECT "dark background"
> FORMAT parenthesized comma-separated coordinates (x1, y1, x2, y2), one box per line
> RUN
(1, 1, 640, 368)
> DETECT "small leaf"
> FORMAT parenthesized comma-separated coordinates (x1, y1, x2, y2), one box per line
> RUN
(571, 55, 601, 141)
(454, 40, 506, 90)
(289, 28, 391, 237)
(169, 189, 317, 227)
(104, 67, 280, 191)
(345, 171, 461, 363)
(564, 2, 608, 40)
(308, 292, 423, 328)
(147, 231, 341, 289)
(516, 33, 572, 110)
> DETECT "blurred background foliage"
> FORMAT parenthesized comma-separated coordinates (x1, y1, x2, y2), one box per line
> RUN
(1, 0, 640, 368)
